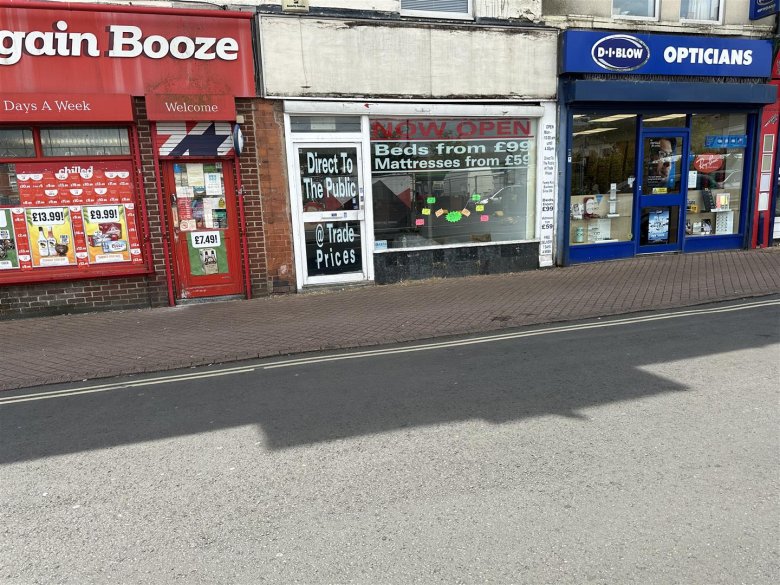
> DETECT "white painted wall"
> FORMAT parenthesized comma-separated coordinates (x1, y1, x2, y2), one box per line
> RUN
(259, 16, 557, 99)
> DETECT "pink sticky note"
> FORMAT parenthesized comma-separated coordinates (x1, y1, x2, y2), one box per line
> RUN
(415, 218, 425, 226)
(480, 215, 490, 222)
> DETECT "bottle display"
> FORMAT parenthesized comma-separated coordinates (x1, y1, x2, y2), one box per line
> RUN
(46, 226, 57, 256)
(37, 226, 49, 257)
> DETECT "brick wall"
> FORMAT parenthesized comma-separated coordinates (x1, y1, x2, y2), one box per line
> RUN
(251, 100, 296, 294)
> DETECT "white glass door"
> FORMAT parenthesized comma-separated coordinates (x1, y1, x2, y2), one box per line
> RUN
(292, 142, 370, 286)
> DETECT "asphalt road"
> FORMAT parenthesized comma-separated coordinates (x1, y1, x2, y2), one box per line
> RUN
(1, 298, 778, 584)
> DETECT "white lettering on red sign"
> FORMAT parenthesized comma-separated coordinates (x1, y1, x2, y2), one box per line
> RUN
(0, 20, 238, 66)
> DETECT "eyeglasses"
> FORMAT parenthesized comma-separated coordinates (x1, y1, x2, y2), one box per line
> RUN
(658, 149, 674, 157)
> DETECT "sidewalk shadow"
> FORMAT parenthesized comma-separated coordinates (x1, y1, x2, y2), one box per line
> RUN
(1, 304, 778, 463)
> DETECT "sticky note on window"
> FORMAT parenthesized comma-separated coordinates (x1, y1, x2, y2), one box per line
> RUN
(461, 208, 471, 217)
(415, 218, 425, 226)
(435, 208, 445, 217)
(471, 194, 481, 202)
(426, 196, 436, 204)
(422, 208, 431, 215)
(480, 215, 489, 222)
(475, 205, 484, 212)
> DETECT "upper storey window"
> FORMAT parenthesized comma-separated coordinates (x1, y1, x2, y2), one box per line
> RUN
(401, 0, 473, 20)
(612, 0, 659, 20)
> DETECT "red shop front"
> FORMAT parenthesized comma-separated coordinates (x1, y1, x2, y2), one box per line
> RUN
(0, 1, 259, 317)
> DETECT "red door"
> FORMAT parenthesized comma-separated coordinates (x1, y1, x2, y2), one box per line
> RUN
(163, 160, 243, 299)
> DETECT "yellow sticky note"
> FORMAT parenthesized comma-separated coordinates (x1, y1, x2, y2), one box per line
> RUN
(475, 205, 484, 212)
(422, 208, 431, 215)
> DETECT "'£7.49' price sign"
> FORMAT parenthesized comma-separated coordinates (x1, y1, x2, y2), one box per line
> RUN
(29, 208, 66, 225)
(190, 231, 221, 248)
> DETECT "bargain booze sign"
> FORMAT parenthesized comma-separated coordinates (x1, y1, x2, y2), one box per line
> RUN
(0, 3, 255, 96)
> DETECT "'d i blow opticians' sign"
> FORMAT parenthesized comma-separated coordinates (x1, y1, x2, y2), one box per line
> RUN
(561, 31, 773, 78)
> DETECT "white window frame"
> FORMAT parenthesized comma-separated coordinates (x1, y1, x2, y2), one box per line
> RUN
(400, 0, 474, 21)
(680, 0, 724, 24)
(612, 0, 660, 21)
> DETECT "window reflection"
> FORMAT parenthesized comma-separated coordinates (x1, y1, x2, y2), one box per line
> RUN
(570, 114, 637, 244)
(41, 127, 130, 157)
(685, 113, 746, 236)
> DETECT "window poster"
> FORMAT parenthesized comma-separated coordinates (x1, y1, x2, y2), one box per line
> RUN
(647, 208, 670, 244)
(83, 205, 132, 263)
(25, 207, 76, 267)
(187, 231, 228, 276)
(1, 161, 145, 276)
(0, 208, 18, 270)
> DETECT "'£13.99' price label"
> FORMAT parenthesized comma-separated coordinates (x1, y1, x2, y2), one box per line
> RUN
(29, 208, 66, 225)
(86, 206, 120, 222)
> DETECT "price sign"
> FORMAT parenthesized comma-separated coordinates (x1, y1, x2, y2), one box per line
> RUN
(85, 206, 120, 222)
(190, 231, 221, 248)
(29, 208, 66, 225)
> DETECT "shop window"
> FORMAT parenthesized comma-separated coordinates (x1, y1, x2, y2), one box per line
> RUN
(570, 114, 637, 245)
(40, 127, 130, 157)
(681, 0, 722, 23)
(685, 113, 747, 237)
(401, 0, 473, 20)
(0, 125, 147, 281)
(370, 117, 537, 249)
(0, 128, 35, 158)
(612, 0, 659, 19)
(289, 116, 362, 133)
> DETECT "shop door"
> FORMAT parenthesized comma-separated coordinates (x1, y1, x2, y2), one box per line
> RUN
(636, 130, 690, 253)
(292, 142, 371, 286)
(163, 161, 243, 299)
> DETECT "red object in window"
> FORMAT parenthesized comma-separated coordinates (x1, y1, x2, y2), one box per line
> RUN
(693, 154, 724, 173)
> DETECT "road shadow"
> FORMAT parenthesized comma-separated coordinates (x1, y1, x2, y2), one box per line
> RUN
(1, 303, 778, 463)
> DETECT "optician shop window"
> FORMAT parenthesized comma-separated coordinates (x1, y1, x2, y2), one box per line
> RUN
(370, 117, 537, 250)
(685, 113, 747, 237)
(0, 126, 147, 281)
(569, 114, 637, 245)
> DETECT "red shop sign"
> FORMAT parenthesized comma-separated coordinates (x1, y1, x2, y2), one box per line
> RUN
(0, 93, 133, 122)
(0, 4, 255, 97)
(693, 154, 724, 173)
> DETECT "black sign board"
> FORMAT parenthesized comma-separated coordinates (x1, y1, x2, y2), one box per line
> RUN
(305, 221, 362, 276)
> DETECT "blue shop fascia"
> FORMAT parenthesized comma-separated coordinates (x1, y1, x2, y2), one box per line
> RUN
(557, 30, 776, 264)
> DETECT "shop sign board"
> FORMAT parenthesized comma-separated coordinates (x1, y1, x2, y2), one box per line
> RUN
(749, 0, 780, 20)
(0, 5, 255, 97)
(146, 94, 236, 121)
(561, 31, 772, 78)
(0, 93, 133, 122)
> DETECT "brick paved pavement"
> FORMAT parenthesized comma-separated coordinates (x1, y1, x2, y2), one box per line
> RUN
(1, 248, 779, 391)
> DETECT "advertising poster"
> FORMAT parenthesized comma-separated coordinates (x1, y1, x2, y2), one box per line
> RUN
(25, 207, 76, 267)
(647, 208, 671, 244)
(15, 162, 134, 207)
(0, 208, 18, 270)
(82, 205, 131, 263)
(644, 137, 681, 194)
(187, 231, 228, 276)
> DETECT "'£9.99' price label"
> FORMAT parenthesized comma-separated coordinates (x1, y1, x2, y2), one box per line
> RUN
(29, 208, 66, 225)
(86, 206, 120, 222)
